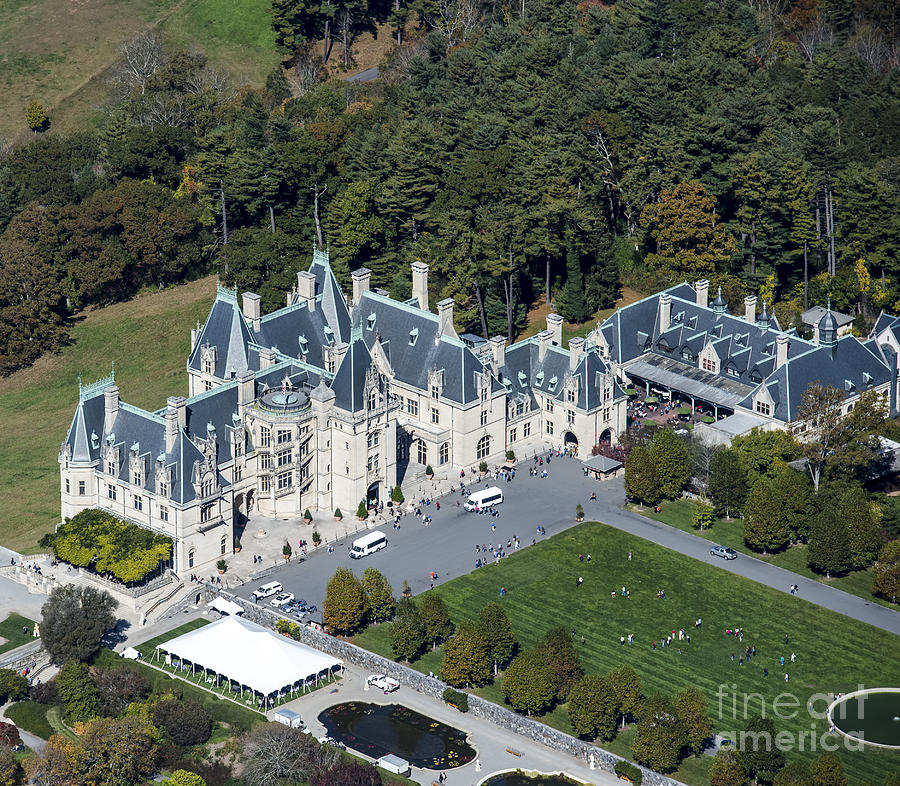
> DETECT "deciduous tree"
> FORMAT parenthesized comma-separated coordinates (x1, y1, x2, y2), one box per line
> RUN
(873, 539, 900, 603)
(625, 446, 661, 507)
(56, 660, 100, 722)
(567, 673, 619, 741)
(440, 621, 491, 689)
(389, 598, 427, 662)
(773, 760, 811, 786)
(537, 627, 583, 702)
(691, 501, 714, 531)
(361, 568, 395, 623)
(674, 686, 712, 756)
(608, 664, 643, 729)
(0, 669, 27, 704)
(0, 748, 23, 786)
(502, 650, 555, 717)
(476, 602, 517, 675)
(163, 771, 207, 786)
(650, 428, 689, 499)
(40, 584, 118, 665)
(323, 567, 368, 635)
(419, 593, 454, 648)
(808, 510, 852, 577)
(631, 694, 686, 773)
(739, 716, 785, 784)
(80, 715, 157, 786)
(709, 748, 746, 786)
(709, 449, 747, 518)
(152, 698, 212, 746)
(241, 723, 339, 786)
(25, 101, 48, 133)
(810, 752, 845, 786)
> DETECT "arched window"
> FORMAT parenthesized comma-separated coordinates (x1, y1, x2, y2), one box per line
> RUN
(417, 440, 427, 465)
(476, 436, 490, 460)
(439, 443, 449, 465)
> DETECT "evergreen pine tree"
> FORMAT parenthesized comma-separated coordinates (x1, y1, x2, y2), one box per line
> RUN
(557, 234, 588, 323)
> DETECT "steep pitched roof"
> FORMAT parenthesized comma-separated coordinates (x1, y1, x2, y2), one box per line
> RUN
(331, 336, 372, 412)
(188, 294, 254, 378)
(309, 249, 351, 345)
(64, 394, 105, 464)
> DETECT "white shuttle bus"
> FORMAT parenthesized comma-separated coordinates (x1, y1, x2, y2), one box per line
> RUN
(349, 530, 387, 559)
(464, 486, 503, 512)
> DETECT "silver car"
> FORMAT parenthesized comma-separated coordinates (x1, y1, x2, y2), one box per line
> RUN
(710, 545, 738, 560)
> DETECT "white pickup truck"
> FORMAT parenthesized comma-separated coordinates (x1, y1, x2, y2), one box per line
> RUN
(366, 674, 400, 693)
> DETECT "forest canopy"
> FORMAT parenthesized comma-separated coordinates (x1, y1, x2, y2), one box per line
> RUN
(0, 0, 897, 373)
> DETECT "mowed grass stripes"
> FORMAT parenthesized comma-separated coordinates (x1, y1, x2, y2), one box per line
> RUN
(395, 522, 900, 784)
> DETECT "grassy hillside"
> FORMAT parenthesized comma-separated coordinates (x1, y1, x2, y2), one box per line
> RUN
(0, 0, 277, 140)
(0, 277, 214, 553)
(355, 522, 900, 786)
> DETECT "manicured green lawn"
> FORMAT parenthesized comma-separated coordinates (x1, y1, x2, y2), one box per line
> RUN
(5, 701, 53, 740)
(634, 500, 892, 609)
(0, 613, 36, 655)
(0, 278, 214, 553)
(355, 522, 900, 786)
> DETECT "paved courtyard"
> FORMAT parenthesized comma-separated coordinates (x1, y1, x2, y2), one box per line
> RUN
(232, 455, 900, 635)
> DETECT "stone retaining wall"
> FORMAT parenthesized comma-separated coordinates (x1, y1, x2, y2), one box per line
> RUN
(210, 588, 686, 786)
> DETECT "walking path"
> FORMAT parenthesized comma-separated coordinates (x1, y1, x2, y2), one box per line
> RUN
(272, 662, 616, 786)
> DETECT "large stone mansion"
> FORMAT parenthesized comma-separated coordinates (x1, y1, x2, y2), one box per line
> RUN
(59, 251, 900, 575)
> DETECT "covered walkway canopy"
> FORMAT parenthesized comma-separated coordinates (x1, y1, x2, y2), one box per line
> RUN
(154, 615, 342, 699)
(625, 354, 754, 409)
(209, 596, 244, 616)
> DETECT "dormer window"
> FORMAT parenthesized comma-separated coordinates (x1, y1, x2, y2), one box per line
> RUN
(91, 431, 99, 450)
(749, 369, 762, 383)
(535, 371, 544, 386)
(725, 365, 740, 378)
(681, 349, 694, 362)
(366, 314, 376, 331)
(298, 335, 308, 355)
(548, 375, 558, 391)
(863, 372, 873, 386)
(324, 325, 334, 345)
(755, 400, 771, 416)
(518, 371, 527, 387)
(409, 328, 418, 346)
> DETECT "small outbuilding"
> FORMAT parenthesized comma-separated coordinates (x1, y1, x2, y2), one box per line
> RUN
(272, 708, 304, 728)
(376, 754, 411, 776)
(582, 454, 623, 480)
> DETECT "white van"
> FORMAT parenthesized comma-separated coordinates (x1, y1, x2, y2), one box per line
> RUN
(349, 530, 387, 559)
(252, 581, 283, 601)
(464, 486, 503, 511)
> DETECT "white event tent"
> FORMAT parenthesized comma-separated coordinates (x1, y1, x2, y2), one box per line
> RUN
(154, 615, 342, 702)
(208, 596, 244, 616)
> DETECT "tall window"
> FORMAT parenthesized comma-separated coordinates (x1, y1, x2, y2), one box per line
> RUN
(431, 407, 440, 424)
(201, 477, 214, 497)
(368, 389, 378, 410)
(509, 428, 517, 444)
(188, 550, 195, 568)
(476, 436, 490, 460)
(259, 426, 271, 448)
(221, 535, 227, 555)
(200, 503, 214, 522)
(78, 480, 85, 496)
(567, 388, 576, 403)
(158, 478, 169, 498)
(546, 421, 554, 435)
(417, 440, 427, 465)
(276, 450, 291, 467)
(407, 398, 419, 417)
(545, 399, 554, 413)
(480, 410, 488, 426)
(367, 454, 379, 472)
(234, 464, 243, 482)
(431, 384, 440, 400)
(523, 422, 531, 438)
(277, 471, 292, 491)
(202, 356, 213, 374)
(439, 442, 449, 465)
(568, 410, 576, 426)
(260, 476, 271, 493)
(65, 478, 70, 494)
(132, 469, 142, 486)
(134, 495, 143, 511)
(260, 454, 272, 470)
(107, 485, 117, 501)
(160, 505, 169, 522)
(367, 431, 379, 449)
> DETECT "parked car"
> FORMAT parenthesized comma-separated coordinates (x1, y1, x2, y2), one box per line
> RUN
(710, 545, 738, 560)
(367, 674, 400, 693)
(270, 592, 295, 608)
(318, 735, 346, 749)
(294, 598, 309, 610)
(252, 581, 283, 601)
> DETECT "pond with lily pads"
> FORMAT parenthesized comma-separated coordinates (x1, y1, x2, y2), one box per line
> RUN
(482, 773, 585, 786)
(318, 701, 476, 770)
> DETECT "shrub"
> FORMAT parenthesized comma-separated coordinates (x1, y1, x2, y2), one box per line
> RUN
(0, 668, 28, 704)
(29, 678, 59, 706)
(356, 499, 368, 518)
(614, 760, 642, 785)
(478, 461, 488, 473)
(334, 508, 342, 518)
(506, 450, 515, 461)
(575, 503, 584, 520)
(391, 485, 404, 503)
(282, 541, 292, 558)
(152, 698, 212, 747)
(92, 665, 151, 716)
(234, 538, 241, 550)
(303, 509, 313, 521)
(6, 700, 53, 739)
(312, 529, 321, 545)
(0, 720, 21, 747)
(426, 464, 435, 475)
(442, 687, 469, 712)
(215, 559, 227, 571)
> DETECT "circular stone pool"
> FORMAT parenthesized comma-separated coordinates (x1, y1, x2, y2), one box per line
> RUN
(481, 773, 585, 786)
(318, 702, 476, 770)
(828, 688, 900, 748)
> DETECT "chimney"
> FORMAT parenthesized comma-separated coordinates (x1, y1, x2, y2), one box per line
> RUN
(659, 294, 672, 333)
(695, 279, 709, 308)
(190, 322, 198, 352)
(538, 329, 552, 362)
(776, 333, 788, 368)
(296, 271, 316, 311)
(437, 298, 458, 340)
(489, 336, 506, 369)
(165, 396, 183, 452)
(104, 385, 119, 433)
(412, 262, 429, 311)
(547, 313, 563, 346)
(569, 336, 585, 371)
(260, 347, 277, 369)
(237, 371, 255, 408)
(351, 268, 371, 306)
(745, 296, 757, 325)
(242, 292, 261, 332)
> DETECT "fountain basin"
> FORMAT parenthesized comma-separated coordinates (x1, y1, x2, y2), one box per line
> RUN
(828, 688, 900, 749)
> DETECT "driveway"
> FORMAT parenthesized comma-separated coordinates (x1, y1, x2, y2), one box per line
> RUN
(233, 456, 900, 635)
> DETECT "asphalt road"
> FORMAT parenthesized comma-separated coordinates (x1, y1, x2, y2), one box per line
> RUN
(234, 456, 900, 636)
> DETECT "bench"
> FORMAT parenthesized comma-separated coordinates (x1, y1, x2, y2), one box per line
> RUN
(506, 747, 523, 757)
